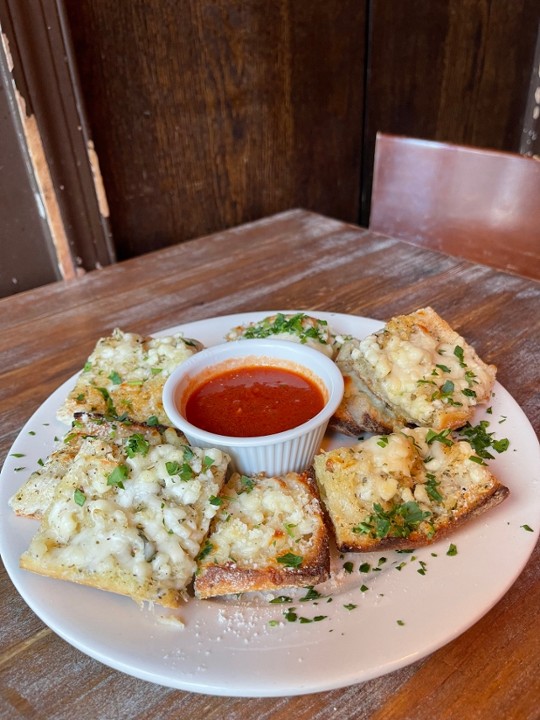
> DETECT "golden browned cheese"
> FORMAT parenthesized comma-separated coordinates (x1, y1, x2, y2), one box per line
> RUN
(194, 471, 330, 598)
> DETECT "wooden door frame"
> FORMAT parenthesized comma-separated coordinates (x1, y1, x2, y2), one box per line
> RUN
(0, 0, 115, 282)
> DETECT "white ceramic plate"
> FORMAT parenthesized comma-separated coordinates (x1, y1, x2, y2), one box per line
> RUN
(1, 311, 539, 697)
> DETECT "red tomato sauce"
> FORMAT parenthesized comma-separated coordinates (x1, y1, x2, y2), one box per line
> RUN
(184, 365, 325, 437)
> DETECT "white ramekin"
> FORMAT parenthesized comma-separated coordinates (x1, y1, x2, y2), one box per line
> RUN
(162, 339, 344, 476)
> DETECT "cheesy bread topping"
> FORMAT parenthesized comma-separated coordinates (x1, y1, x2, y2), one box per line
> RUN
(342, 307, 496, 429)
(57, 329, 202, 426)
(20, 437, 229, 607)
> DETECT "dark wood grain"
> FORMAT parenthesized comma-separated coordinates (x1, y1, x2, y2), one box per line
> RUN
(0, 210, 538, 719)
(63, 0, 365, 260)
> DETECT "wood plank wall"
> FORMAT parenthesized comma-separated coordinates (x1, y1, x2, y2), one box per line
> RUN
(64, 1, 366, 261)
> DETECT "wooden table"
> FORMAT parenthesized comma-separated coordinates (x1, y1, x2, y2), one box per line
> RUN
(1, 210, 538, 719)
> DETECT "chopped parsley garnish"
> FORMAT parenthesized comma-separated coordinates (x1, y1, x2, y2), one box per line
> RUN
(343, 561, 354, 574)
(108, 370, 122, 385)
(425, 428, 453, 447)
(344, 603, 357, 611)
(166, 461, 194, 481)
(276, 552, 303, 568)
(240, 475, 255, 493)
(124, 433, 150, 457)
(299, 586, 322, 601)
(447, 543, 458, 556)
(377, 436, 389, 448)
(397, 619, 405, 626)
(521, 524, 533, 533)
(359, 562, 371, 573)
(203, 455, 215, 468)
(209, 495, 223, 506)
(242, 313, 328, 346)
(107, 464, 129, 489)
(425, 473, 443, 503)
(270, 595, 293, 604)
(73, 488, 86, 506)
(435, 363, 451, 373)
(453, 345, 466, 367)
(196, 541, 213, 561)
(457, 419, 510, 461)
(360, 584, 369, 592)
(353, 501, 431, 539)
(96, 387, 118, 417)
(146, 415, 159, 426)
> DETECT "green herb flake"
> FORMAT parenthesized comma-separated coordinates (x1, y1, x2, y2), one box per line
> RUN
(268, 620, 280, 627)
(277, 552, 303, 568)
(10, 453, 25, 458)
(209, 495, 223, 506)
(107, 464, 129, 489)
(270, 595, 293, 604)
(355, 501, 431, 540)
(377, 435, 389, 448)
(196, 541, 214, 562)
(343, 561, 354, 574)
(240, 475, 255, 493)
(74, 488, 86, 506)
(521, 524, 534, 533)
(96, 386, 118, 417)
(425, 473, 443, 503)
(108, 370, 122, 385)
(453, 346, 466, 367)
(359, 562, 371, 573)
(299, 586, 322, 602)
(284, 608, 298, 622)
(435, 363, 451, 373)
(344, 603, 357, 611)
(284, 523, 297, 538)
(146, 415, 159, 426)
(360, 584, 369, 593)
(447, 543, 458, 556)
(397, 619, 405, 626)
(425, 428, 453, 447)
(125, 433, 150, 458)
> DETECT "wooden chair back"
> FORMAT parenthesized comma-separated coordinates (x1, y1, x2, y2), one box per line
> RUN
(369, 133, 540, 280)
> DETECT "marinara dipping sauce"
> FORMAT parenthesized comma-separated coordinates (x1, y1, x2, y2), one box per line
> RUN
(184, 365, 325, 437)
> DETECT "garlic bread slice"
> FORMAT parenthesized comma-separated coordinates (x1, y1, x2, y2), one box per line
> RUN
(20, 437, 229, 608)
(314, 428, 508, 552)
(57, 328, 202, 426)
(194, 471, 330, 598)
